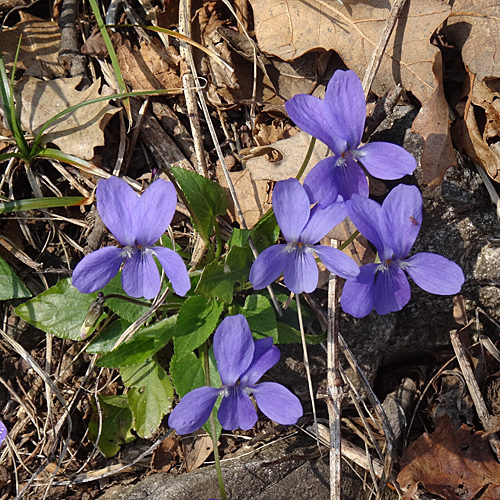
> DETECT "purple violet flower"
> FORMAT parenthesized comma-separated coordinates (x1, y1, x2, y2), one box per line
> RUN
(285, 69, 416, 205)
(249, 178, 359, 294)
(72, 176, 190, 300)
(0, 420, 6, 446)
(340, 184, 464, 318)
(168, 315, 303, 434)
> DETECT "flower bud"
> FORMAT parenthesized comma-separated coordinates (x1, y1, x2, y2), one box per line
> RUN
(81, 295, 104, 339)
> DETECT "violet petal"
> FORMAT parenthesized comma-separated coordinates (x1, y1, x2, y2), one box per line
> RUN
(168, 386, 221, 435)
(133, 179, 177, 246)
(0, 420, 7, 446)
(314, 245, 360, 279)
(273, 178, 310, 242)
(324, 69, 365, 149)
(152, 246, 191, 296)
(240, 339, 280, 387)
(282, 247, 318, 294)
(345, 195, 390, 259)
(340, 263, 378, 318)
(249, 244, 288, 290)
(217, 387, 257, 430)
(96, 176, 138, 246)
(379, 184, 422, 260)
(354, 142, 416, 180)
(330, 155, 369, 201)
(404, 253, 464, 295)
(251, 382, 303, 425)
(303, 157, 341, 207)
(121, 249, 160, 299)
(72, 246, 124, 293)
(300, 201, 347, 244)
(213, 315, 254, 387)
(373, 263, 411, 315)
(285, 95, 345, 154)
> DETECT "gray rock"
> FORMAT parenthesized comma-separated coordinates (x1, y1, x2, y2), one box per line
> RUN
(97, 435, 396, 500)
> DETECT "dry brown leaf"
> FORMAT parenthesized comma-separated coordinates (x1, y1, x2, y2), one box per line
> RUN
(412, 51, 456, 188)
(216, 162, 270, 228)
(249, 0, 450, 104)
(182, 434, 214, 472)
(397, 415, 500, 500)
(442, 0, 500, 82)
(246, 131, 329, 182)
(151, 433, 182, 472)
(116, 38, 183, 91)
(14, 76, 120, 160)
(453, 73, 500, 182)
(0, 12, 64, 79)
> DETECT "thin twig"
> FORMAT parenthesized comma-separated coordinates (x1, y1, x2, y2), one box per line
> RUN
(322, 239, 343, 499)
(362, 0, 408, 97)
(296, 294, 319, 448)
(179, 0, 208, 177)
(450, 329, 500, 459)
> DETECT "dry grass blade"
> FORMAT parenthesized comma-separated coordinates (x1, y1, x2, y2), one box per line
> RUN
(0, 328, 72, 499)
(450, 329, 500, 459)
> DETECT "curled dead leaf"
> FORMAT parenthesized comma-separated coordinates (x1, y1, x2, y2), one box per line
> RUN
(398, 415, 500, 500)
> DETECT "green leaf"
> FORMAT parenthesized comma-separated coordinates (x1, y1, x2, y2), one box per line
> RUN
(0, 257, 31, 299)
(86, 318, 131, 354)
(195, 261, 233, 303)
(227, 228, 251, 249)
(276, 321, 326, 344)
(101, 274, 151, 322)
(173, 296, 223, 360)
(15, 278, 97, 340)
(238, 295, 278, 342)
(121, 358, 174, 438)
(251, 212, 279, 253)
(225, 245, 252, 284)
(88, 315, 177, 360)
(196, 245, 252, 303)
(88, 394, 135, 457)
(96, 337, 156, 368)
(171, 167, 227, 237)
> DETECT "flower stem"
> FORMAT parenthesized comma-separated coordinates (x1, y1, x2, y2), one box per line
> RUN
(201, 343, 227, 500)
(295, 136, 316, 181)
(338, 230, 359, 251)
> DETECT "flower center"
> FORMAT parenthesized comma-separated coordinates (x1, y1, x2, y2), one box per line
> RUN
(335, 156, 347, 168)
(286, 242, 313, 254)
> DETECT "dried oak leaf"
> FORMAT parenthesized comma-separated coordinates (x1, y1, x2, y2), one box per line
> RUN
(250, 0, 456, 187)
(397, 415, 500, 500)
(412, 51, 456, 189)
(453, 73, 500, 183)
(249, 0, 450, 104)
(182, 434, 214, 472)
(14, 76, 120, 160)
(216, 162, 270, 228)
(151, 433, 182, 472)
(0, 12, 64, 79)
(115, 38, 182, 92)
(245, 131, 329, 182)
(441, 0, 500, 82)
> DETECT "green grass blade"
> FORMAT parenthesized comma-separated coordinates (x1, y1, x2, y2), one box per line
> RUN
(0, 151, 24, 162)
(0, 40, 30, 158)
(0, 195, 90, 214)
(30, 88, 180, 154)
(87, 0, 130, 118)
